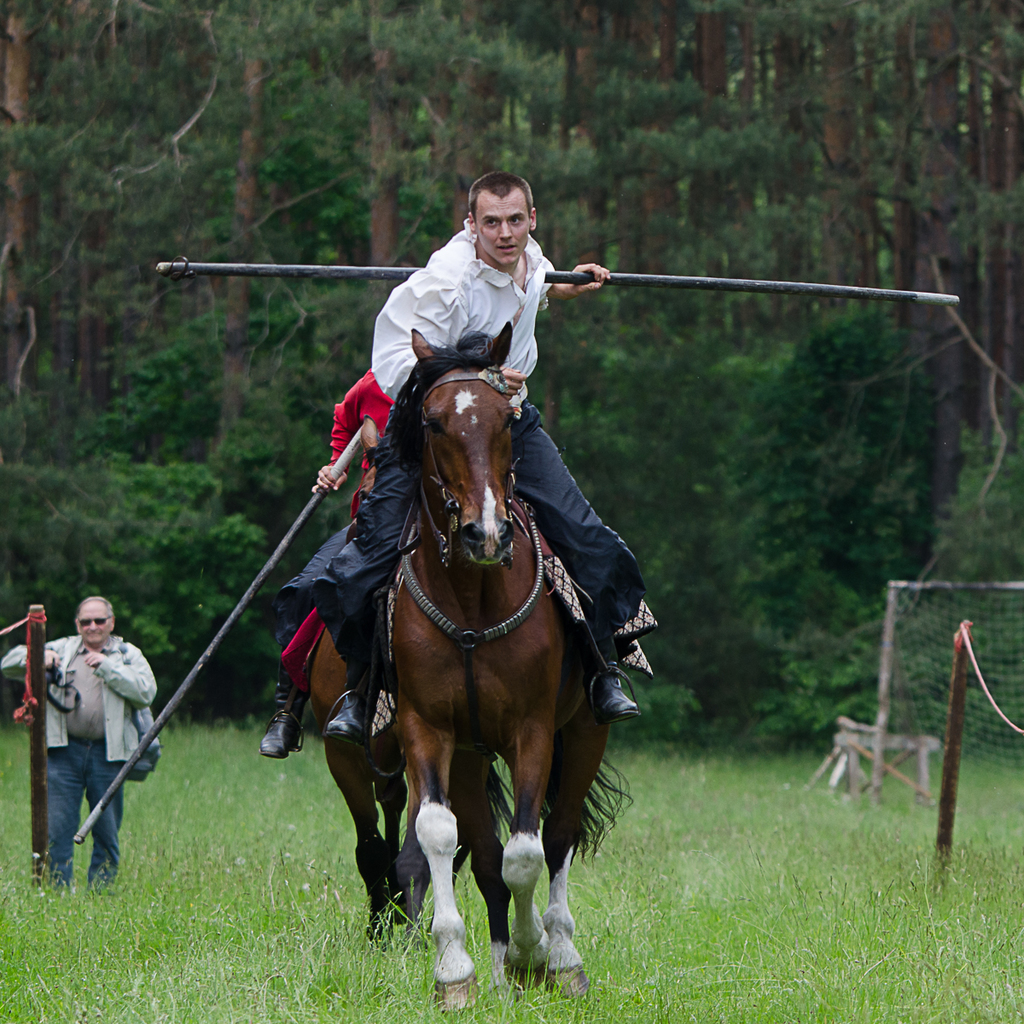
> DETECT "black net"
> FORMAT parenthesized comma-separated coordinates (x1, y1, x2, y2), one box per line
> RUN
(891, 585, 1024, 765)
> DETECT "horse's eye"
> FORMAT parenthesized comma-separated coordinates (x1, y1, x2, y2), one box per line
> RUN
(426, 419, 444, 435)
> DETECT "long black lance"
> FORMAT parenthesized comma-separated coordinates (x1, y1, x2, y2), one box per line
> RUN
(155, 256, 960, 306)
(74, 431, 365, 846)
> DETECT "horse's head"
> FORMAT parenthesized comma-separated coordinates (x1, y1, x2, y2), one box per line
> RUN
(411, 324, 516, 566)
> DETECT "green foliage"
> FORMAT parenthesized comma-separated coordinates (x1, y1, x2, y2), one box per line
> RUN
(2, 0, 967, 742)
(934, 429, 1024, 580)
(739, 313, 933, 742)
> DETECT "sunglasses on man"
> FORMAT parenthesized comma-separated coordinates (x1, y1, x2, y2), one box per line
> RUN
(78, 617, 109, 626)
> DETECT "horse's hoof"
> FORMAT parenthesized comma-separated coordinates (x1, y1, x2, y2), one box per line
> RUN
(435, 976, 478, 1010)
(547, 965, 590, 998)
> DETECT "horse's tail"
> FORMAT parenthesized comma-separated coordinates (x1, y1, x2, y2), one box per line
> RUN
(543, 731, 631, 860)
(486, 761, 514, 838)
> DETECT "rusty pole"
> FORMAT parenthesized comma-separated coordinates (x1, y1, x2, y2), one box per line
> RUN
(936, 621, 971, 858)
(27, 604, 47, 883)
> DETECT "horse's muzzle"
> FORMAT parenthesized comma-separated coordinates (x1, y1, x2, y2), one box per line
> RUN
(461, 517, 514, 565)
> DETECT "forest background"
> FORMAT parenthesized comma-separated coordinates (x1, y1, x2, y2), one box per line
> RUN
(1, 0, 1020, 745)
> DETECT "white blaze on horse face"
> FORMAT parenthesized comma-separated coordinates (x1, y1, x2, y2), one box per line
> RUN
(543, 849, 583, 972)
(416, 801, 476, 986)
(502, 831, 550, 971)
(482, 485, 501, 555)
(455, 389, 477, 415)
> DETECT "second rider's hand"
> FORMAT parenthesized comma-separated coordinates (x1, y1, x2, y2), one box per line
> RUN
(82, 651, 106, 669)
(314, 463, 348, 494)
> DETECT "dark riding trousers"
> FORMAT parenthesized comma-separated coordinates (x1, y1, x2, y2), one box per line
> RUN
(312, 401, 647, 664)
(272, 527, 351, 648)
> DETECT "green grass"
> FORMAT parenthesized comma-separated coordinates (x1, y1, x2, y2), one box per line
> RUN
(1, 725, 1023, 1022)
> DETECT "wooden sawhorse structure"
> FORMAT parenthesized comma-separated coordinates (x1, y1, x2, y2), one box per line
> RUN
(806, 716, 940, 804)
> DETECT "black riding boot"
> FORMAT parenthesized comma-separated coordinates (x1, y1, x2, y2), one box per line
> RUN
(259, 665, 308, 758)
(586, 636, 640, 726)
(323, 657, 369, 745)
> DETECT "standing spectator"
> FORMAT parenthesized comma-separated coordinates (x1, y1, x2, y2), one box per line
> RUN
(1, 597, 156, 889)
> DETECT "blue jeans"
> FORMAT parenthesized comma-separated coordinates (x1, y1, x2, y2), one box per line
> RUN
(47, 737, 125, 889)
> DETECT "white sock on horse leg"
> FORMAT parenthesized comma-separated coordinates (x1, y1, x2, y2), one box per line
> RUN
(416, 801, 475, 985)
(543, 849, 583, 971)
(490, 941, 509, 989)
(502, 831, 549, 968)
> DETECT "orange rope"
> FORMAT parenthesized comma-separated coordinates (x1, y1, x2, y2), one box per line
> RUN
(12, 609, 46, 726)
(957, 620, 1024, 737)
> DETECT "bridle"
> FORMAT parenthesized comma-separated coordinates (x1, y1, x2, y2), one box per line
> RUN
(419, 366, 517, 569)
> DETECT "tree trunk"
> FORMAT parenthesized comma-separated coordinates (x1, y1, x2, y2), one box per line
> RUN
(856, 27, 880, 288)
(822, 19, 855, 285)
(772, 29, 804, 296)
(639, 0, 676, 273)
(892, 21, 916, 329)
(694, 12, 727, 101)
(450, 0, 478, 232)
(3, 13, 31, 394)
(369, 0, 400, 260)
(221, 56, 263, 435)
(913, 9, 962, 516)
(988, 1, 1022, 437)
(962, 0, 983, 431)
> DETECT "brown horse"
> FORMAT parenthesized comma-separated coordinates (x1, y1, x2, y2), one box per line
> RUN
(389, 325, 620, 1007)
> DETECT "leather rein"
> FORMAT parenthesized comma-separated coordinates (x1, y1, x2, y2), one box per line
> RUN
(401, 365, 543, 756)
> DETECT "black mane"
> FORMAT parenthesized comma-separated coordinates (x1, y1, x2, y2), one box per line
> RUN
(389, 330, 496, 467)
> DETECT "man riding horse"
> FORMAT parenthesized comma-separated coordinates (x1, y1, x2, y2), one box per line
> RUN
(313, 170, 649, 741)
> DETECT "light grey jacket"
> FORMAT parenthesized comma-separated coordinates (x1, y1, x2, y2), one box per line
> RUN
(1, 635, 157, 760)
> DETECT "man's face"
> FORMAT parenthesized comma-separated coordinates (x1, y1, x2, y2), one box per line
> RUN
(76, 600, 115, 650)
(468, 189, 537, 274)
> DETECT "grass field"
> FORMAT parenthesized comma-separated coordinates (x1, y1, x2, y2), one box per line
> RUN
(1, 725, 1023, 1023)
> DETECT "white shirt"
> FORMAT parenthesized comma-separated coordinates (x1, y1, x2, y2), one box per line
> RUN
(372, 225, 554, 399)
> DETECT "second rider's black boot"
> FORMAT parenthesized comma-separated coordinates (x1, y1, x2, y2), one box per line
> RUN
(259, 666, 308, 758)
(323, 657, 369, 745)
(587, 637, 641, 726)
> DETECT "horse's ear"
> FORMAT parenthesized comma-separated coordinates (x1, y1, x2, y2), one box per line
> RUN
(412, 329, 434, 362)
(490, 322, 513, 367)
(360, 415, 379, 452)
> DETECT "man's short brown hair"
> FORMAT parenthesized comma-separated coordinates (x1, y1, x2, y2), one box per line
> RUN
(468, 172, 534, 219)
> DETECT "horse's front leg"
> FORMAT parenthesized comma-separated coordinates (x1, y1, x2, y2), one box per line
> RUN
(404, 715, 477, 1009)
(502, 724, 555, 985)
